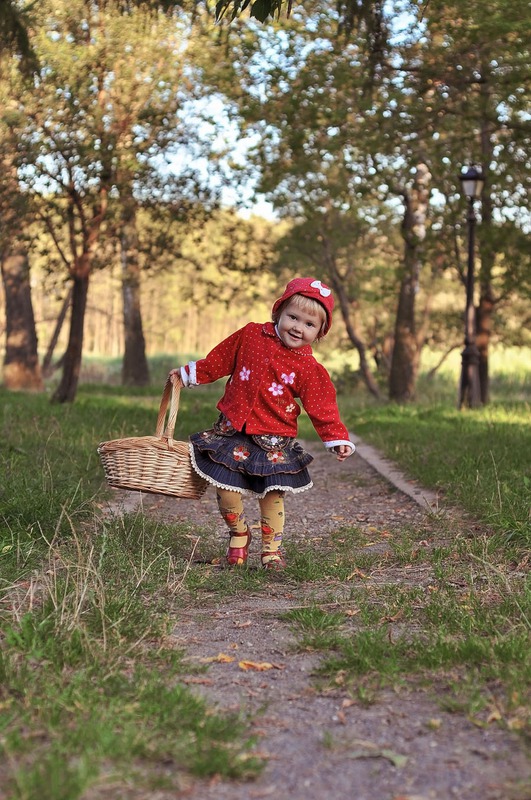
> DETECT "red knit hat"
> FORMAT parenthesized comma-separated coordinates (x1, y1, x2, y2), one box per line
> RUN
(272, 277, 335, 334)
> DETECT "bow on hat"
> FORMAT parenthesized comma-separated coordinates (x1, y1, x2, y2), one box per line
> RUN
(310, 280, 332, 298)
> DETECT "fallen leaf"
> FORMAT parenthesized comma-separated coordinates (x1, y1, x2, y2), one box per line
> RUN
(393, 795, 431, 800)
(238, 660, 284, 671)
(239, 660, 273, 671)
(350, 745, 408, 768)
(345, 609, 361, 617)
(341, 698, 356, 708)
(382, 609, 404, 623)
(347, 568, 367, 580)
(381, 749, 409, 768)
(334, 671, 346, 685)
(486, 708, 502, 724)
(200, 653, 235, 664)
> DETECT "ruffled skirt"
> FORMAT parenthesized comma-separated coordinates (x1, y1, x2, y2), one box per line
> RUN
(189, 426, 314, 498)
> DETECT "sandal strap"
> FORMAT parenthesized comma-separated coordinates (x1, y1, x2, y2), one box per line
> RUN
(261, 551, 286, 569)
(226, 528, 252, 566)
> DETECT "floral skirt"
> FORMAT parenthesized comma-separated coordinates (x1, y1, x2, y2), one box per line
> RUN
(189, 423, 314, 498)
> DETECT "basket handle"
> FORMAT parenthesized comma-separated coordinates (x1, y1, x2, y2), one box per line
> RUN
(155, 377, 180, 445)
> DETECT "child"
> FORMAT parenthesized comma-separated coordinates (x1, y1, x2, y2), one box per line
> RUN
(169, 277, 355, 570)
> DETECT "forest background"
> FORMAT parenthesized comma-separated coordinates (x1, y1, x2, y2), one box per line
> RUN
(0, 0, 530, 404)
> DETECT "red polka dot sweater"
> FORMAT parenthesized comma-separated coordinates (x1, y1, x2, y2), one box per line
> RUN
(180, 322, 353, 452)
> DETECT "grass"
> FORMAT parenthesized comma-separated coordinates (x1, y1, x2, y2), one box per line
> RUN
(342, 402, 531, 547)
(336, 346, 531, 547)
(1, 358, 530, 792)
(281, 535, 530, 731)
(0, 516, 262, 798)
(0, 388, 263, 796)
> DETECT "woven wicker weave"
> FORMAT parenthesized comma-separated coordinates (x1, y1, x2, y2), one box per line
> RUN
(98, 378, 208, 499)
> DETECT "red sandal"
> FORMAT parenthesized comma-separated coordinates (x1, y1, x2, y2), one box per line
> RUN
(261, 551, 286, 570)
(226, 527, 252, 566)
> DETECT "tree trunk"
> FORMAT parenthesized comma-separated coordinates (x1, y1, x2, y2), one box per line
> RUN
(1, 246, 43, 391)
(41, 286, 72, 378)
(120, 207, 150, 386)
(389, 163, 431, 402)
(329, 273, 381, 399)
(51, 273, 89, 403)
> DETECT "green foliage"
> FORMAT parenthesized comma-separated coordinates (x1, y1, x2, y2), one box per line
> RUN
(196, 0, 530, 399)
(216, 0, 291, 23)
(0, 0, 39, 74)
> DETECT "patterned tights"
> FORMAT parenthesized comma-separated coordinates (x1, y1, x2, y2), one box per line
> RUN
(216, 488, 285, 564)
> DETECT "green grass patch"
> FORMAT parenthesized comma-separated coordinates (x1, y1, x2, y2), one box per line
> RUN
(2, 657, 260, 799)
(1, 373, 530, 782)
(0, 386, 264, 795)
(341, 401, 531, 548)
(285, 549, 530, 730)
(0, 516, 262, 797)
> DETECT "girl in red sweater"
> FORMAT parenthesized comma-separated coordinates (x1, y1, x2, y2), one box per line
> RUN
(170, 277, 354, 570)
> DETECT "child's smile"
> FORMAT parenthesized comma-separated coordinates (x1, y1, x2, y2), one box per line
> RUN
(276, 299, 323, 349)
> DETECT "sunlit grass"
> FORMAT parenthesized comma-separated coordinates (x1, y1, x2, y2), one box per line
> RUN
(1, 348, 529, 791)
(341, 401, 530, 547)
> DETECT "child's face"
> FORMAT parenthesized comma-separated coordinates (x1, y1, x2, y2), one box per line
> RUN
(276, 298, 323, 349)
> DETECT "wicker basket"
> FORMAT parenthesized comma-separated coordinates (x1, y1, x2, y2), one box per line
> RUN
(98, 378, 208, 499)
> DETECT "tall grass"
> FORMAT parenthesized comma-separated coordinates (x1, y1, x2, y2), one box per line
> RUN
(0, 388, 262, 798)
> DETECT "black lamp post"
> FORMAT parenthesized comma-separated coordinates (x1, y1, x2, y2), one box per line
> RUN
(458, 165, 485, 409)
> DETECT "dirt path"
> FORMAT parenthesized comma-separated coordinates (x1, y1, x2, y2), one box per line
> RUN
(109, 443, 530, 800)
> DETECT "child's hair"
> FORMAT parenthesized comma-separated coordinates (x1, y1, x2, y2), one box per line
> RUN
(272, 293, 328, 338)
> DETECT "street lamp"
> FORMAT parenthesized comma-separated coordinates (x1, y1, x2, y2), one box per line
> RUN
(458, 165, 485, 409)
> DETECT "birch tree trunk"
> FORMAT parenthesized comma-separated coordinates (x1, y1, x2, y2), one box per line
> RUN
(389, 163, 431, 402)
(51, 271, 90, 403)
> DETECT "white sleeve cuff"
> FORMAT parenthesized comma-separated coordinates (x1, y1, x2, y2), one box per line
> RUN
(180, 362, 198, 387)
(324, 439, 356, 454)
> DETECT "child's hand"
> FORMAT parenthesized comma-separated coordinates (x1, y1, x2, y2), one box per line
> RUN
(334, 444, 353, 461)
(169, 369, 183, 387)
